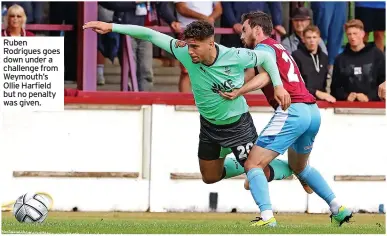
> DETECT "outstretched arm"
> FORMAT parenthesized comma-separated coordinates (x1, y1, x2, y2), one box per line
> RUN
(83, 21, 174, 54)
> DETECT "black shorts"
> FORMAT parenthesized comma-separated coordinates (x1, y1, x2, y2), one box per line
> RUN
(198, 112, 258, 164)
(355, 7, 386, 32)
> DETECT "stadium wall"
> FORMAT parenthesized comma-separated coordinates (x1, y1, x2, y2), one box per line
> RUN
(2, 93, 386, 214)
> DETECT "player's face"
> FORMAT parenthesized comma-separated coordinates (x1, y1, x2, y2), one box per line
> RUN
(241, 20, 257, 49)
(186, 38, 214, 64)
(292, 19, 310, 34)
(303, 31, 320, 52)
(346, 27, 365, 47)
(8, 10, 23, 28)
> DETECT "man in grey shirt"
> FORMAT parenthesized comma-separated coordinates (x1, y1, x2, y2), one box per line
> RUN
(282, 7, 327, 55)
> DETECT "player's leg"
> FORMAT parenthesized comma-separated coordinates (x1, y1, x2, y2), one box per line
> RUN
(219, 148, 245, 179)
(242, 145, 280, 226)
(288, 104, 352, 226)
(238, 104, 311, 226)
(220, 148, 292, 184)
(243, 159, 295, 190)
(198, 141, 225, 184)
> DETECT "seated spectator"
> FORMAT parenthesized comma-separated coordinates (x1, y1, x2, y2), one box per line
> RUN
(331, 19, 385, 102)
(292, 25, 335, 103)
(282, 7, 327, 55)
(2, 4, 34, 36)
(175, 1, 223, 92)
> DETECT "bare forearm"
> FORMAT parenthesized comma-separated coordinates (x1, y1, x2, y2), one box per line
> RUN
(209, 3, 222, 19)
(176, 4, 207, 20)
(244, 68, 256, 83)
(239, 72, 271, 95)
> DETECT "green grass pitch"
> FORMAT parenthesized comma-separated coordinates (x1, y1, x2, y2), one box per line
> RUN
(1, 211, 386, 234)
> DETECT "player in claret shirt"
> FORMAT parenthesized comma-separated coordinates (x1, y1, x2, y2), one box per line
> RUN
(220, 11, 352, 227)
(83, 20, 316, 203)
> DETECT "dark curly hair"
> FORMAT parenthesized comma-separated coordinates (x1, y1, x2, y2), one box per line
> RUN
(241, 11, 273, 36)
(183, 20, 214, 41)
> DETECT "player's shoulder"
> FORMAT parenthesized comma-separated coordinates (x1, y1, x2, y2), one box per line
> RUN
(254, 43, 277, 58)
(170, 38, 190, 60)
(172, 39, 188, 49)
(216, 43, 235, 53)
(216, 44, 245, 58)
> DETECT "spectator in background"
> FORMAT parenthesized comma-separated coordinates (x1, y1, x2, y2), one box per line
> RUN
(4, 2, 44, 24)
(100, 2, 180, 91)
(96, 4, 114, 85)
(2, 4, 34, 36)
(282, 7, 327, 55)
(292, 25, 335, 103)
(49, 2, 77, 83)
(311, 2, 347, 72)
(220, 2, 286, 48)
(175, 1, 222, 92)
(355, 1, 385, 52)
(331, 19, 385, 102)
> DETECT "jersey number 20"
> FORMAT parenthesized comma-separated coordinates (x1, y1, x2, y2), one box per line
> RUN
(282, 52, 304, 83)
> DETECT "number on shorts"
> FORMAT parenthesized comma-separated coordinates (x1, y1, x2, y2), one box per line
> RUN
(237, 142, 254, 160)
(282, 52, 303, 83)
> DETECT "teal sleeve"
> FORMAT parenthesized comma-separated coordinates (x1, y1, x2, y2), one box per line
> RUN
(169, 39, 190, 62)
(253, 44, 283, 87)
(112, 24, 173, 54)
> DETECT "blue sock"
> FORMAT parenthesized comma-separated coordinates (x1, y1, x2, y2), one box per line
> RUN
(298, 165, 336, 204)
(247, 168, 272, 212)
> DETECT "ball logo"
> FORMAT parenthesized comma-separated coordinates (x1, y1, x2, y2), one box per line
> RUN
(174, 40, 187, 48)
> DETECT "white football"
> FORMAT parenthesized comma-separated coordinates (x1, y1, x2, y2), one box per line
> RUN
(13, 193, 49, 223)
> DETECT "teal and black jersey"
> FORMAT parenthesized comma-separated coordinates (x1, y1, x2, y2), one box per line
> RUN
(112, 24, 282, 124)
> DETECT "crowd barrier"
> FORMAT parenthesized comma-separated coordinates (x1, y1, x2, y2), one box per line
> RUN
(2, 92, 386, 213)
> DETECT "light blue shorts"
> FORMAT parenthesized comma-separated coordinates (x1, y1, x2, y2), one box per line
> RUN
(256, 103, 321, 155)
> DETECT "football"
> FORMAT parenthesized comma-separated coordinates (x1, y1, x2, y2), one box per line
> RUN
(13, 193, 49, 223)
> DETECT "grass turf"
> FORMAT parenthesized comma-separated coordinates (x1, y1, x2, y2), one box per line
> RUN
(1, 211, 386, 234)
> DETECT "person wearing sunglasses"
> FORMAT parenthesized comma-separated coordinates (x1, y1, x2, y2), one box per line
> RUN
(2, 4, 34, 37)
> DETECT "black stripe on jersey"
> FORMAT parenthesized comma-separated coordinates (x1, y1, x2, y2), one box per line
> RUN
(169, 39, 176, 59)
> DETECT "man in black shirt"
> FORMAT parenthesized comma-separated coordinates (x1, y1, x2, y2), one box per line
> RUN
(331, 19, 385, 102)
(292, 25, 336, 103)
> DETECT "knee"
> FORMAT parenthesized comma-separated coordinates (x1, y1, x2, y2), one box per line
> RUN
(244, 159, 266, 173)
(290, 163, 308, 175)
(202, 175, 221, 184)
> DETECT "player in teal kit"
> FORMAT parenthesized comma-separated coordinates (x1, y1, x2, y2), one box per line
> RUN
(82, 20, 309, 192)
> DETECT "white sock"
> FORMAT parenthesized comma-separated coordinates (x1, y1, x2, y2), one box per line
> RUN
(329, 198, 341, 215)
(261, 210, 274, 221)
(97, 65, 104, 76)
